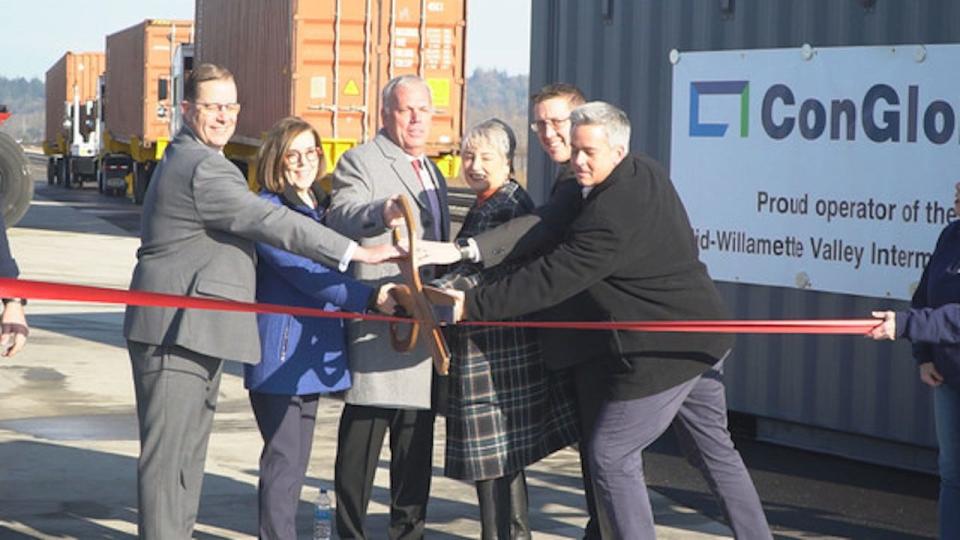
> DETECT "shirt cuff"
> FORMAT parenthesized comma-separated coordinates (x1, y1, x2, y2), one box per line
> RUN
(339, 241, 359, 272)
(465, 238, 481, 263)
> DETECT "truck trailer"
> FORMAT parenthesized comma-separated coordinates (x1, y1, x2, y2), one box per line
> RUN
(101, 19, 193, 203)
(192, 0, 467, 189)
(43, 52, 106, 189)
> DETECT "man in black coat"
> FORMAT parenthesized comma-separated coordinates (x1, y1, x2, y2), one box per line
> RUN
(435, 102, 771, 539)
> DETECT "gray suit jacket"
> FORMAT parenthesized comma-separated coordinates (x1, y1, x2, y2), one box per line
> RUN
(326, 130, 449, 409)
(123, 128, 354, 364)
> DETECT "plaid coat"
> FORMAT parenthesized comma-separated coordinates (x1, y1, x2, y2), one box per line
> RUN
(437, 180, 580, 481)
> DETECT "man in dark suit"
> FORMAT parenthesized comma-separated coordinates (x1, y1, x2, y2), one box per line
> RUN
(438, 102, 771, 539)
(123, 63, 399, 540)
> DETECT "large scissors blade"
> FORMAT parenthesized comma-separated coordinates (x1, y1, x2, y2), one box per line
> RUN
(389, 194, 450, 375)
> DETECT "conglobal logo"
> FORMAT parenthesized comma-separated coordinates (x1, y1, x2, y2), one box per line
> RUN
(689, 81, 749, 137)
(690, 80, 960, 144)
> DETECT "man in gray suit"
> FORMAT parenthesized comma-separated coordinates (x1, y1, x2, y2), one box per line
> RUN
(123, 63, 400, 540)
(325, 75, 450, 540)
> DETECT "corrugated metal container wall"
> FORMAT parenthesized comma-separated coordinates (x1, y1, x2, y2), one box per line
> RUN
(194, 0, 295, 146)
(529, 0, 960, 469)
(195, 0, 465, 156)
(44, 52, 106, 148)
(105, 20, 193, 144)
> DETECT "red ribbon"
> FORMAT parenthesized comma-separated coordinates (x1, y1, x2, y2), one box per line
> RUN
(0, 278, 405, 323)
(0, 278, 880, 335)
(459, 319, 879, 334)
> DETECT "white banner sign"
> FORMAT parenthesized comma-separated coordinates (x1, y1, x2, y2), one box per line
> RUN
(670, 44, 960, 300)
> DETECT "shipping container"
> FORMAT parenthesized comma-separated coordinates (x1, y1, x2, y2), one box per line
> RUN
(104, 19, 194, 148)
(194, 0, 467, 186)
(43, 52, 106, 188)
(102, 19, 194, 202)
(43, 52, 105, 153)
(529, 0, 960, 472)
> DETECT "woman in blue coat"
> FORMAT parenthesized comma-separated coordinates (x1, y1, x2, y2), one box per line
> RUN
(245, 117, 393, 539)
(870, 181, 960, 539)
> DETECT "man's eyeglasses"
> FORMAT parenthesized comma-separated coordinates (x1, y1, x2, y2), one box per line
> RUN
(193, 101, 242, 114)
(530, 116, 570, 133)
(284, 147, 322, 166)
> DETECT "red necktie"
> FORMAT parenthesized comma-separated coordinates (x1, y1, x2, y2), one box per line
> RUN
(411, 159, 442, 240)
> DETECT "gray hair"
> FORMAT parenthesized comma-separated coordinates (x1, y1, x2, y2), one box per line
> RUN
(570, 101, 631, 151)
(462, 118, 516, 174)
(381, 75, 432, 113)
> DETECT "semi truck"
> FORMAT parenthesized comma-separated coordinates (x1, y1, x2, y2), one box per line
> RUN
(42, 52, 105, 189)
(100, 19, 193, 203)
(191, 0, 467, 189)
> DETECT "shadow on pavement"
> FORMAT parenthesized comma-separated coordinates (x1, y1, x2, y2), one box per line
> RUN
(28, 311, 127, 348)
(0, 440, 258, 538)
(646, 429, 938, 539)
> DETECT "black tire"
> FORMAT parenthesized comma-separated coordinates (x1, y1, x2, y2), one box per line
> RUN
(61, 156, 72, 188)
(133, 161, 151, 204)
(0, 133, 34, 227)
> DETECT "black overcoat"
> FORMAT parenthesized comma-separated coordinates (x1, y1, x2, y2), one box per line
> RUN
(467, 154, 734, 399)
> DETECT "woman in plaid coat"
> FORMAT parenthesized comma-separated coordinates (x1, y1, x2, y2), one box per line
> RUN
(435, 119, 579, 539)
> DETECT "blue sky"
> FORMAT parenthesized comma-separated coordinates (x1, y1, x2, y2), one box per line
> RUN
(0, 0, 530, 80)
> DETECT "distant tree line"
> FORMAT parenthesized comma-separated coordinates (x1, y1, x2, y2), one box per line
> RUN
(0, 76, 44, 143)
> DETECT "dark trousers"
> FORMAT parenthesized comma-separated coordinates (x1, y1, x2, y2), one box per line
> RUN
(572, 365, 616, 540)
(475, 470, 530, 540)
(249, 391, 320, 540)
(128, 341, 223, 540)
(587, 360, 771, 539)
(334, 403, 435, 540)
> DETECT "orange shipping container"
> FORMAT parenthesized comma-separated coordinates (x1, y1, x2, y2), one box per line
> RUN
(104, 19, 193, 148)
(44, 52, 105, 151)
(194, 0, 466, 159)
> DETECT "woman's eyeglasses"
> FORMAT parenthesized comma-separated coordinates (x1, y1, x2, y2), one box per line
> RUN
(284, 147, 322, 166)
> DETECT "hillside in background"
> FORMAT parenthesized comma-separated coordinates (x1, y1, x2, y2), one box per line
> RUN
(465, 68, 530, 182)
(0, 76, 44, 142)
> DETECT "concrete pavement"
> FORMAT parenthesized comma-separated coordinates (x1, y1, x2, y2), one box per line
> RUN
(0, 185, 735, 539)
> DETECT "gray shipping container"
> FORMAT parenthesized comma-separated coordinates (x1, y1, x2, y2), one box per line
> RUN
(529, 0, 960, 471)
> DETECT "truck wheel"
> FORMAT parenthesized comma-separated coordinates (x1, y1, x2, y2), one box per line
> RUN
(61, 156, 72, 188)
(133, 162, 151, 204)
(0, 133, 34, 226)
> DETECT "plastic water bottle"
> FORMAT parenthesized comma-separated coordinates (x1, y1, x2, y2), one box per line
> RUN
(313, 488, 332, 540)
